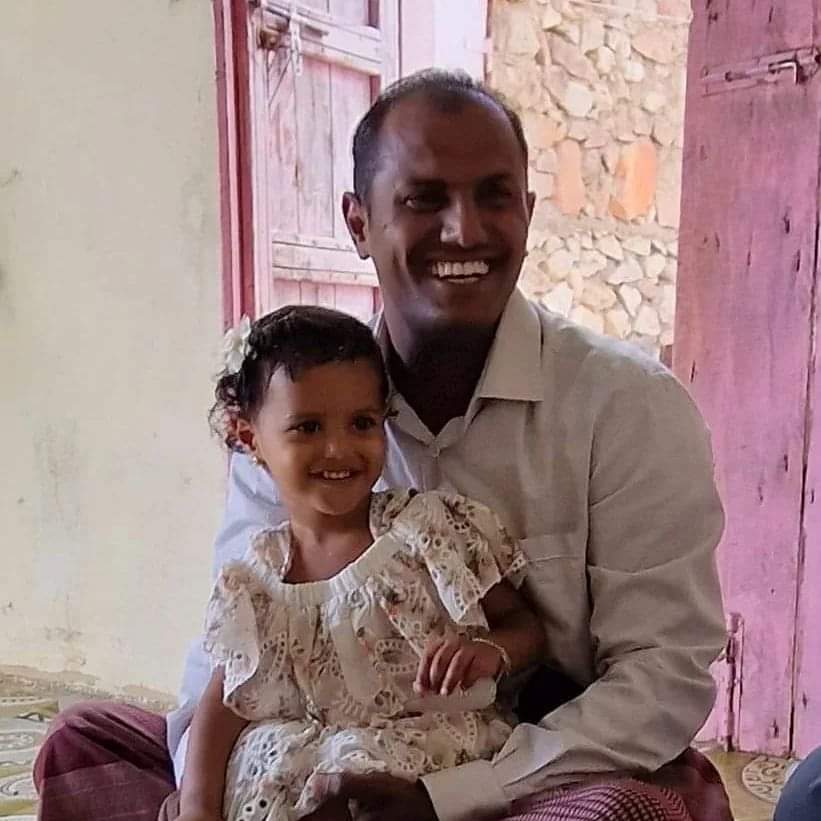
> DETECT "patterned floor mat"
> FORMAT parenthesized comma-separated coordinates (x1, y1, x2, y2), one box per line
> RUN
(0, 682, 790, 821)
(0, 694, 57, 818)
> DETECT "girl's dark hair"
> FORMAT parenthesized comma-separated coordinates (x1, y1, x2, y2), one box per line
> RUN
(210, 305, 389, 451)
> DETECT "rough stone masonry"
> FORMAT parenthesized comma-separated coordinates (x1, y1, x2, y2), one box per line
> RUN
(489, 0, 690, 355)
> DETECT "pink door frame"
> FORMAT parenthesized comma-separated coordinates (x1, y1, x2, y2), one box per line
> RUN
(213, 0, 256, 330)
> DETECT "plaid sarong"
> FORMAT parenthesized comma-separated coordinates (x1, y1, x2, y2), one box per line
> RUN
(34, 702, 732, 821)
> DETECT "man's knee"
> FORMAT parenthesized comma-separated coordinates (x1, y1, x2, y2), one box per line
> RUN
(510, 780, 687, 820)
(594, 782, 685, 818)
(33, 700, 116, 789)
(775, 747, 821, 821)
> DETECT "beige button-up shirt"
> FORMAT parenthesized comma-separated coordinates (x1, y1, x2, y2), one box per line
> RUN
(168, 290, 726, 821)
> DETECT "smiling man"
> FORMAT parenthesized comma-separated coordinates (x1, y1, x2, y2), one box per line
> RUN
(34, 70, 732, 821)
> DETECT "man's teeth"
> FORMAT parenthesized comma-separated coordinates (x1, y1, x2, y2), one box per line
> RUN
(431, 260, 490, 278)
(319, 470, 352, 480)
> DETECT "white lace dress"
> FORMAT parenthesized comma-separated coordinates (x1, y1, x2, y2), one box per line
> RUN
(204, 489, 528, 821)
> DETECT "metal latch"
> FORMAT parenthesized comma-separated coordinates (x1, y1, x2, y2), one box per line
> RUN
(719, 612, 744, 750)
(702, 47, 820, 95)
(288, 0, 303, 76)
(257, 1, 333, 76)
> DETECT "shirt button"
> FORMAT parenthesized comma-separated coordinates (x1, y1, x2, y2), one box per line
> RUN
(431, 445, 441, 458)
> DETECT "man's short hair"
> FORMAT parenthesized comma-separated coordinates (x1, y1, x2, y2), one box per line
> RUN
(352, 68, 529, 202)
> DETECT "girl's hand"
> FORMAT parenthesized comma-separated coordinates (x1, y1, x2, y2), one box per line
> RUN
(413, 630, 504, 696)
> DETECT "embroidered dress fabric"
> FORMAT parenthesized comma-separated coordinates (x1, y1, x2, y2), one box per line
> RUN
(203, 490, 526, 820)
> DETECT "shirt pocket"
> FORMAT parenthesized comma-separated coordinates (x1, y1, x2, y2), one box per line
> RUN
(518, 533, 593, 678)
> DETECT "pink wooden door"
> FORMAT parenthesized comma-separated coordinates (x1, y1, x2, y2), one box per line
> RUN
(676, 1, 821, 756)
(248, 0, 400, 322)
(216, 1, 489, 327)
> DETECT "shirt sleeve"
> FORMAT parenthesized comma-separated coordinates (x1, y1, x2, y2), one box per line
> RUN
(166, 452, 286, 781)
(422, 369, 727, 821)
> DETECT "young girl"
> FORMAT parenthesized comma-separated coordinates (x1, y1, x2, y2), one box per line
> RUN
(179, 306, 545, 821)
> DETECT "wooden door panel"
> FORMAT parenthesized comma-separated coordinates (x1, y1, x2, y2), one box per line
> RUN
(331, 65, 371, 241)
(329, 0, 370, 26)
(254, 0, 391, 317)
(294, 58, 335, 238)
(698, 1, 815, 66)
(274, 278, 302, 306)
(676, 0, 821, 755)
(267, 44, 299, 236)
(333, 282, 376, 320)
(271, 276, 374, 322)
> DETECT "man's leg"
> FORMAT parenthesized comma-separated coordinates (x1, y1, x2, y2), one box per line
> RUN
(511, 669, 733, 821)
(33, 700, 175, 821)
(774, 746, 821, 821)
(501, 749, 732, 821)
(506, 778, 690, 821)
(641, 748, 733, 821)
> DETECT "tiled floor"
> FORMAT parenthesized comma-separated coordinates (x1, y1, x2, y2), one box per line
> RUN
(0, 679, 57, 819)
(706, 749, 787, 821)
(0, 676, 789, 819)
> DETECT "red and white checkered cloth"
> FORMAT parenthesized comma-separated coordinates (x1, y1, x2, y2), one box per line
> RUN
(506, 778, 690, 821)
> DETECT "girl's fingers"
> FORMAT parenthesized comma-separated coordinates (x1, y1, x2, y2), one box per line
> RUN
(414, 637, 445, 693)
(441, 647, 475, 695)
(428, 634, 461, 693)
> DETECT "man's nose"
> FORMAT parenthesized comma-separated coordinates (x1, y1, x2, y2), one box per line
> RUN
(440, 197, 488, 248)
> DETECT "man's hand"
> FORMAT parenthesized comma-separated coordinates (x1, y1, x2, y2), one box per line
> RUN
(302, 795, 353, 821)
(414, 630, 503, 695)
(308, 772, 437, 821)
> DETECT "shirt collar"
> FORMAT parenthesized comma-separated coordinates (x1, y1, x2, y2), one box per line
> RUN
(371, 288, 543, 404)
(476, 289, 543, 402)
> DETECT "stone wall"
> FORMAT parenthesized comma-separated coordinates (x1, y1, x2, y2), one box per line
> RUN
(489, 0, 690, 355)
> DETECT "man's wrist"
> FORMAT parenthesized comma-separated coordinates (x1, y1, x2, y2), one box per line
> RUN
(421, 759, 508, 821)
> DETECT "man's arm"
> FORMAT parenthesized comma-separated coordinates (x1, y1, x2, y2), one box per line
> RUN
(420, 369, 726, 821)
(167, 453, 284, 782)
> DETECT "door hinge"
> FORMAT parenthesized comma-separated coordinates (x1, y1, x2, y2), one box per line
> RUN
(718, 612, 744, 750)
(702, 48, 821, 95)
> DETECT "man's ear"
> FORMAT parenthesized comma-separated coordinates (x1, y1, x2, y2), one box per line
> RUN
(526, 190, 536, 224)
(342, 192, 371, 260)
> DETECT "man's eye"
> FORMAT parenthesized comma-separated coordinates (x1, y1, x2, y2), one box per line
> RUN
(481, 186, 513, 204)
(293, 421, 320, 434)
(353, 415, 377, 431)
(404, 193, 443, 211)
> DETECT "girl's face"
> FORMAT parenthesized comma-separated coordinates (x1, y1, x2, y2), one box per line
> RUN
(242, 359, 387, 523)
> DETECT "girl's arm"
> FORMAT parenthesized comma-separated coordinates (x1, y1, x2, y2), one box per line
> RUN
(415, 580, 546, 695)
(179, 667, 248, 817)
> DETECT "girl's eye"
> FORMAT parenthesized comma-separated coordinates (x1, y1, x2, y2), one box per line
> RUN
(293, 421, 320, 434)
(353, 415, 377, 431)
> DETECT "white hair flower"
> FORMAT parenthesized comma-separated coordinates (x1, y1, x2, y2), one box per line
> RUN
(222, 315, 252, 374)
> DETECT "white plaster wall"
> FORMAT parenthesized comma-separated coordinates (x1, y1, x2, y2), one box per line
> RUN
(0, 1, 225, 699)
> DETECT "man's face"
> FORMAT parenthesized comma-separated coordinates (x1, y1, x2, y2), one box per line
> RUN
(344, 94, 535, 334)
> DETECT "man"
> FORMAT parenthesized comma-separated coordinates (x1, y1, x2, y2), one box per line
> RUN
(35, 70, 732, 821)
